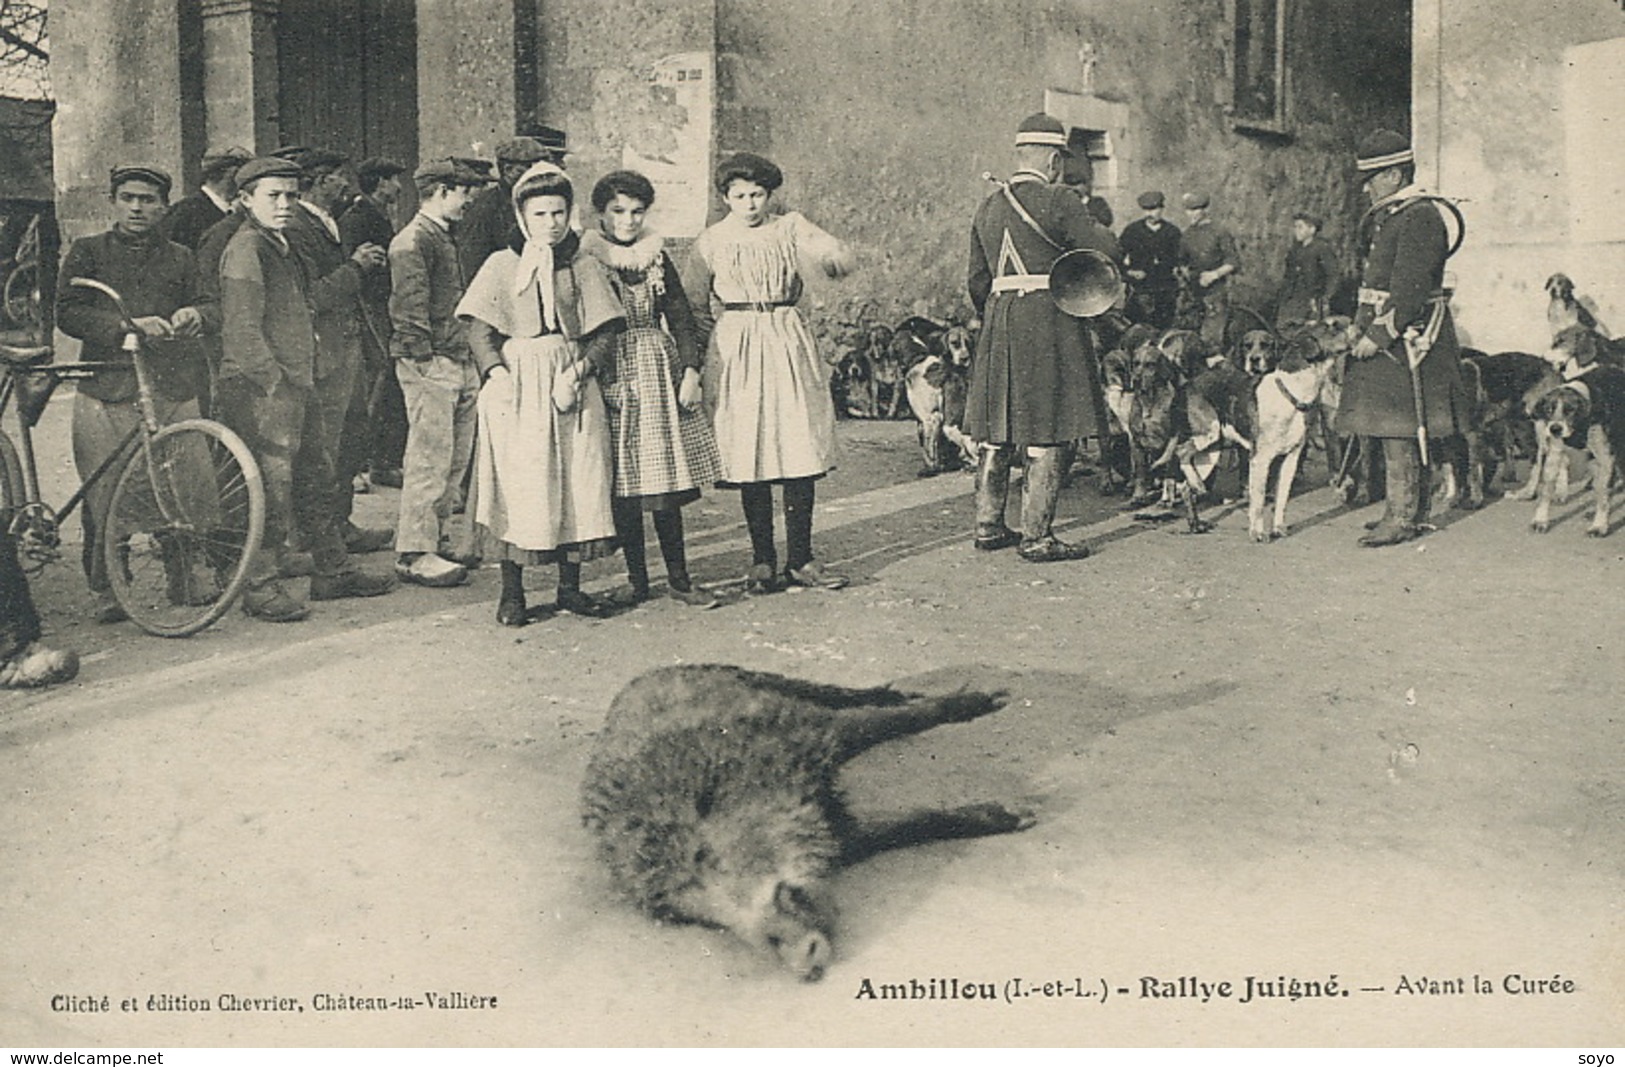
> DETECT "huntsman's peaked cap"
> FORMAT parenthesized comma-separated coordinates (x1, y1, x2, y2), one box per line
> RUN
(1356, 128, 1414, 172)
(1015, 112, 1071, 153)
(1137, 190, 1166, 210)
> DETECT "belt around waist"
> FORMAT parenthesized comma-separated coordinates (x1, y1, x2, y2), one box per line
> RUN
(721, 301, 794, 312)
(990, 274, 1050, 294)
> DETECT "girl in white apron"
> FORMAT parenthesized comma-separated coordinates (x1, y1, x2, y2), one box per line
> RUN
(456, 163, 625, 625)
(686, 152, 855, 594)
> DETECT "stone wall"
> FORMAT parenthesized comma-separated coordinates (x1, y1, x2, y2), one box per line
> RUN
(50, 0, 186, 243)
(1415, 0, 1625, 353)
(415, 0, 517, 160)
(706, 0, 1408, 334)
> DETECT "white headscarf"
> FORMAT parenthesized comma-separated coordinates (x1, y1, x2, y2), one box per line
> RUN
(510, 161, 572, 330)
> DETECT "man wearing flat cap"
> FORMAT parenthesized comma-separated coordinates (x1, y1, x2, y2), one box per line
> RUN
(283, 148, 395, 558)
(340, 157, 410, 490)
(161, 147, 250, 410)
(56, 164, 213, 623)
(1336, 128, 1471, 547)
(966, 112, 1120, 563)
(389, 158, 487, 588)
(162, 146, 251, 252)
(1178, 191, 1240, 349)
(1118, 190, 1182, 328)
(456, 135, 548, 283)
(216, 156, 395, 620)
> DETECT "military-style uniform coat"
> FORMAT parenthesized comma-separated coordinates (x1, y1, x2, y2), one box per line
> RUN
(1335, 188, 1470, 439)
(966, 171, 1120, 446)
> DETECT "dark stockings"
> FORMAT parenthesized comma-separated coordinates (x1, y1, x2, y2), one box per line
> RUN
(740, 478, 817, 574)
(740, 483, 777, 570)
(613, 499, 693, 595)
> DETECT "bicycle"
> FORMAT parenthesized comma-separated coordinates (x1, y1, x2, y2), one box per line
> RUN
(2, 213, 41, 329)
(0, 278, 266, 637)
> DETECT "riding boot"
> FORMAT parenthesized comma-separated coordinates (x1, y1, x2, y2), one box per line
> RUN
(1360, 439, 1421, 547)
(973, 444, 1019, 550)
(1018, 445, 1091, 562)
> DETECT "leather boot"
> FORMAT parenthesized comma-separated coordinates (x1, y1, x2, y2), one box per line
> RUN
(1018, 446, 1091, 562)
(1360, 440, 1421, 547)
(973, 445, 1019, 550)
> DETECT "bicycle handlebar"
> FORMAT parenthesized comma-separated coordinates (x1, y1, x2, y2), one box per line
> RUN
(67, 277, 136, 331)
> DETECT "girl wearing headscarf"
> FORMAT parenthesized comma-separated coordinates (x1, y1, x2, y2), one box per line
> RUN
(686, 152, 855, 595)
(456, 163, 625, 625)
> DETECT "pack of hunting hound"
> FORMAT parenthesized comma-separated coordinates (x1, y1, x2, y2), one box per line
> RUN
(831, 274, 1623, 542)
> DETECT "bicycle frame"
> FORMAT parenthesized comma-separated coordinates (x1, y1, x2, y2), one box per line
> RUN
(3, 278, 188, 548)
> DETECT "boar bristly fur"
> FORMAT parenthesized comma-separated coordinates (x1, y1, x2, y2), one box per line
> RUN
(581, 664, 1031, 981)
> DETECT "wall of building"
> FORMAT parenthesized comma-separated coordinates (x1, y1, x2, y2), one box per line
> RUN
(50, 0, 186, 243)
(415, 0, 517, 160)
(529, 0, 715, 237)
(705, 0, 1408, 333)
(1414, 0, 1625, 352)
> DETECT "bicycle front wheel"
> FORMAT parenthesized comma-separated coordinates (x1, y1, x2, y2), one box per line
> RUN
(0, 428, 23, 529)
(104, 418, 265, 637)
(3, 261, 39, 328)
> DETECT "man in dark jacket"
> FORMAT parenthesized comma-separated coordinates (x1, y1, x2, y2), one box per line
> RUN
(161, 147, 252, 413)
(1275, 210, 1340, 328)
(340, 157, 408, 489)
(1118, 190, 1182, 328)
(966, 113, 1120, 563)
(1178, 192, 1240, 351)
(160, 146, 251, 252)
(1336, 129, 1471, 547)
(283, 148, 393, 556)
(217, 156, 394, 621)
(455, 136, 547, 283)
(55, 165, 211, 623)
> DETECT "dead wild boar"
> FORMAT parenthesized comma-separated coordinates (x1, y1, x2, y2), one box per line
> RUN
(580, 664, 1033, 981)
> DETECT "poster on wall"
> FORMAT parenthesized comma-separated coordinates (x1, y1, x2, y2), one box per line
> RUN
(622, 51, 714, 239)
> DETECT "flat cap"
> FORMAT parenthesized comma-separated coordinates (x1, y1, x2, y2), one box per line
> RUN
(235, 156, 303, 187)
(293, 147, 347, 174)
(199, 145, 252, 174)
(413, 157, 488, 186)
(109, 164, 174, 199)
(1356, 128, 1413, 172)
(1015, 112, 1070, 152)
(494, 136, 548, 165)
(270, 144, 312, 162)
(1136, 190, 1165, 210)
(1182, 191, 1211, 210)
(451, 156, 495, 181)
(357, 157, 406, 183)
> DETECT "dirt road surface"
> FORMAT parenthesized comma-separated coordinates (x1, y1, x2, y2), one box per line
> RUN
(2, 415, 1621, 1047)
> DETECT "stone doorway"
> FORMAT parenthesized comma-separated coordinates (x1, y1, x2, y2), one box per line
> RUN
(276, 0, 419, 170)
